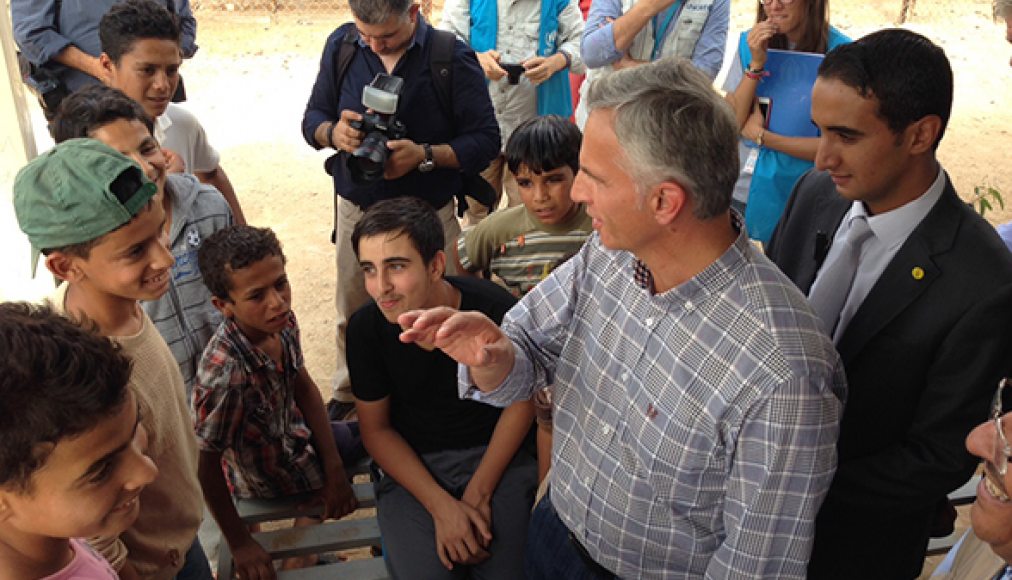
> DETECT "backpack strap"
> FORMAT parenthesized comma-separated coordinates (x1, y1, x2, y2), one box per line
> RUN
(333, 25, 454, 120)
(427, 28, 456, 120)
(426, 29, 495, 216)
(335, 24, 360, 93)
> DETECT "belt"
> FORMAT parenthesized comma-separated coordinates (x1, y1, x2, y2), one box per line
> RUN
(567, 531, 615, 579)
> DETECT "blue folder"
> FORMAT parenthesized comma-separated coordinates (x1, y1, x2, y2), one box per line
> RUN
(756, 49, 825, 138)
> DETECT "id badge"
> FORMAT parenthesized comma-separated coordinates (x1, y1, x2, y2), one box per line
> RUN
(743, 147, 759, 176)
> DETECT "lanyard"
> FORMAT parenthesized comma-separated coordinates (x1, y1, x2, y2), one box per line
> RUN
(651, 0, 683, 60)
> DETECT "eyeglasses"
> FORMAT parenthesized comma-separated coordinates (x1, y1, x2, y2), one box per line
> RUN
(984, 377, 1012, 503)
(760, 0, 798, 5)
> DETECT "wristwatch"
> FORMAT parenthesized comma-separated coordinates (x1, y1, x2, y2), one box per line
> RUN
(418, 143, 435, 173)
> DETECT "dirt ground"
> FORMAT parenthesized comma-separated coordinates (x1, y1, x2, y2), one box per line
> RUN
(179, 3, 1007, 574)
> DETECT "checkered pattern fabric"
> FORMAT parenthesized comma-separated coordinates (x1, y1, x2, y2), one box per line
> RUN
(465, 230, 846, 578)
(193, 312, 324, 499)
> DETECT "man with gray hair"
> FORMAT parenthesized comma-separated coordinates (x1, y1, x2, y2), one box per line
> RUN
(398, 56, 846, 578)
(302, 0, 500, 419)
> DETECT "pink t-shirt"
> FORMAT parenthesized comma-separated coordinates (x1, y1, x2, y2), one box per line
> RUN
(41, 539, 117, 580)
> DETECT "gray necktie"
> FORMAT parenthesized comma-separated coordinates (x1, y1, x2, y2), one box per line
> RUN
(808, 216, 874, 338)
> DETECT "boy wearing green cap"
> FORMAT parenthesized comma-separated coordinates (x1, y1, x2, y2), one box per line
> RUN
(13, 138, 210, 580)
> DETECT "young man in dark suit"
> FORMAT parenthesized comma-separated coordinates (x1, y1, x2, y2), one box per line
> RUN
(767, 28, 1012, 580)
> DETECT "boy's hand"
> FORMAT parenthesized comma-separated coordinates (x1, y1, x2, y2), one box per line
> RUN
(304, 476, 358, 520)
(232, 536, 276, 580)
(162, 148, 185, 173)
(431, 497, 492, 570)
(461, 486, 493, 533)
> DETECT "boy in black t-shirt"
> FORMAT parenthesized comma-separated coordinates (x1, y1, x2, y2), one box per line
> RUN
(348, 198, 537, 580)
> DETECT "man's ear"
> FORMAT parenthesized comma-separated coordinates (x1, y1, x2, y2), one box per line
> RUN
(45, 252, 82, 283)
(907, 115, 942, 156)
(650, 180, 689, 226)
(0, 494, 14, 523)
(210, 295, 235, 318)
(408, 3, 420, 21)
(430, 250, 447, 280)
(98, 53, 116, 84)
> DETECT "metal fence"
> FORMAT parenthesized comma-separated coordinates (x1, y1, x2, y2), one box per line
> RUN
(193, 0, 442, 19)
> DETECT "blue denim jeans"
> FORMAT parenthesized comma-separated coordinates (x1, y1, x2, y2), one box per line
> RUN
(331, 420, 365, 466)
(524, 492, 616, 580)
(175, 538, 213, 580)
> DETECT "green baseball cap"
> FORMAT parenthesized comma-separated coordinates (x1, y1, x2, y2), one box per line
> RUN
(13, 138, 158, 276)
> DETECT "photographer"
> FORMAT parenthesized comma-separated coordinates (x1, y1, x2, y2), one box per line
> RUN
(301, 0, 500, 420)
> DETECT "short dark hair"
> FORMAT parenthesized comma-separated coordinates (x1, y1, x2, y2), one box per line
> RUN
(349, 0, 412, 24)
(198, 225, 287, 301)
(0, 302, 131, 494)
(51, 85, 154, 144)
(48, 88, 159, 263)
(818, 28, 953, 149)
(100, 0, 181, 62)
(351, 197, 444, 264)
(42, 238, 101, 261)
(505, 115, 582, 176)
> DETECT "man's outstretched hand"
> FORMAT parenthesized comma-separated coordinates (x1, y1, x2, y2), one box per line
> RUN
(398, 307, 515, 391)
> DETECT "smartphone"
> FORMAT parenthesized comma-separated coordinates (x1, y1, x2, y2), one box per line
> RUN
(757, 96, 771, 129)
(500, 63, 525, 85)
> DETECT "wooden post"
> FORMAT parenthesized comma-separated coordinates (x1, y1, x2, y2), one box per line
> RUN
(0, 2, 54, 300)
(898, 0, 916, 23)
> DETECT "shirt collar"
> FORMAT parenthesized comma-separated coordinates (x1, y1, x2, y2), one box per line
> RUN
(356, 13, 428, 53)
(633, 212, 750, 305)
(222, 313, 293, 372)
(154, 111, 172, 145)
(849, 166, 946, 251)
(523, 204, 590, 235)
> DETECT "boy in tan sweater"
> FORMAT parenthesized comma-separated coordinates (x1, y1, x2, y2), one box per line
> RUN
(13, 139, 209, 579)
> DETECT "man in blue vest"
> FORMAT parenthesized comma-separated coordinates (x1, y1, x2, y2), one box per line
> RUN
(576, 0, 729, 125)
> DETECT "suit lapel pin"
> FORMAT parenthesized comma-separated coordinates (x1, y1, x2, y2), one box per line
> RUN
(911, 267, 925, 280)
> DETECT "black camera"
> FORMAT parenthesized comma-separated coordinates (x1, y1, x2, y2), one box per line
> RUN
(347, 73, 407, 184)
(501, 63, 525, 85)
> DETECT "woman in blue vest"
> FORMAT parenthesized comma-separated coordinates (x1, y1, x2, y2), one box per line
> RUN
(722, 0, 848, 243)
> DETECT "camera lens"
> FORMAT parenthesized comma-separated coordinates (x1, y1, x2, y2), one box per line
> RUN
(348, 132, 389, 184)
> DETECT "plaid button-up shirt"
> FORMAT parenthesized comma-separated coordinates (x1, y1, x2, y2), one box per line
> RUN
(464, 230, 846, 578)
(193, 312, 324, 499)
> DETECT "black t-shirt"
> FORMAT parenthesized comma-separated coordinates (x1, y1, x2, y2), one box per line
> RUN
(348, 276, 517, 453)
